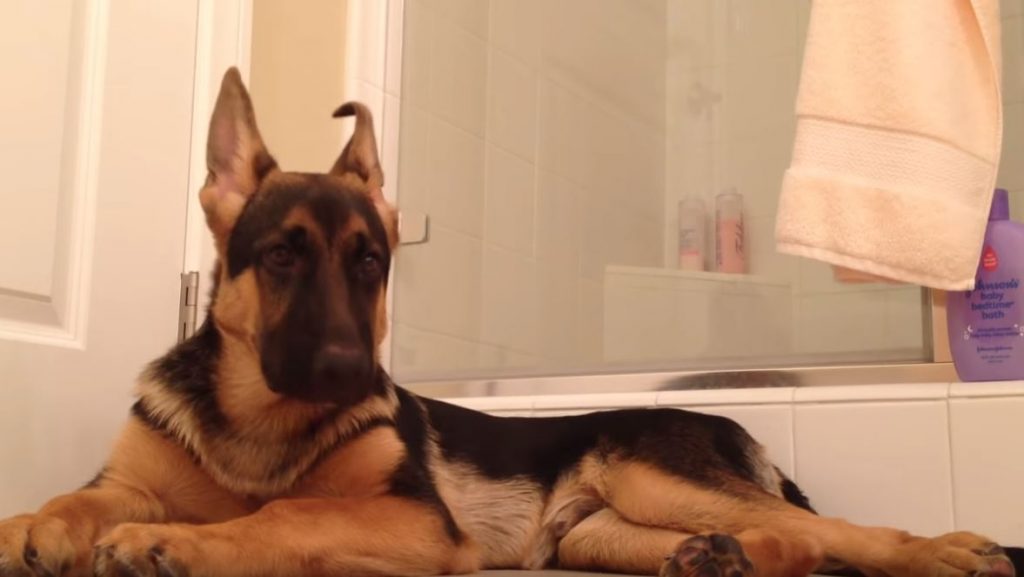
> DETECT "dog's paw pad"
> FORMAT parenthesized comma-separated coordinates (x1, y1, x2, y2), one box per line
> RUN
(660, 534, 754, 577)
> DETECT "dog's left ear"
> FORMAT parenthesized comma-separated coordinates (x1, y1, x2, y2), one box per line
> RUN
(330, 103, 398, 248)
(201, 68, 277, 250)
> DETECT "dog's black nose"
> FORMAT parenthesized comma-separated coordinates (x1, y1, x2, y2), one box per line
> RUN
(313, 345, 369, 385)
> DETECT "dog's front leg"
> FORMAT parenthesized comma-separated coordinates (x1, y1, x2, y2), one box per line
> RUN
(0, 481, 165, 577)
(0, 418, 251, 577)
(0, 419, 191, 577)
(92, 495, 480, 577)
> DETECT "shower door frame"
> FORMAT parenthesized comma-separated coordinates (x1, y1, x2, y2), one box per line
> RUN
(205, 0, 955, 400)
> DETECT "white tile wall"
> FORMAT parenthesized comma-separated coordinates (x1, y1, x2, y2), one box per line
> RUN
(998, 102, 1024, 191)
(536, 78, 591, 187)
(489, 0, 540, 67)
(486, 49, 538, 162)
(481, 245, 540, 355)
(393, 225, 482, 341)
(721, 1, 798, 65)
(604, 267, 792, 364)
(794, 292, 888, 354)
(392, 323, 480, 375)
(535, 269, 579, 363)
(535, 170, 581, 272)
(604, 282, 682, 363)
(1003, 15, 1024, 104)
(399, 0, 433, 108)
(950, 396, 1024, 544)
(392, 0, 666, 380)
(576, 278, 605, 363)
(1003, 0, 1024, 20)
(793, 400, 955, 537)
(384, 0, 404, 97)
(429, 19, 488, 137)
(433, 0, 490, 40)
(352, 0, 387, 89)
(394, 103, 429, 214)
(427, 117, 486, 238)
(484, 144, 535, 255)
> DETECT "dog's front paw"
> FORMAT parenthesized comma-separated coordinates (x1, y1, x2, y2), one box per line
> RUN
(93, 524, 197, 577)
(660, 534, 755, 577)
(0, 514, 84, 577)
(901, 531, 1014, 577)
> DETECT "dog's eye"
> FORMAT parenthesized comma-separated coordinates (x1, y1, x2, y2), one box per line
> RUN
(357, 253, 382, 281)
(264, 245, 296, 271)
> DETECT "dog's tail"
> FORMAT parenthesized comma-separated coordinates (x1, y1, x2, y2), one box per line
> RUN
(775, 467, 816, 513)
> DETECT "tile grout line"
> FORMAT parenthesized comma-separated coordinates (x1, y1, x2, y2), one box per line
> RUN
(944, 385, 960, 532)
(788, 387, 799, 482)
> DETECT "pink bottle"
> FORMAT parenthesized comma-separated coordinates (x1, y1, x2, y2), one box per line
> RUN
(715, 189, 745, 274)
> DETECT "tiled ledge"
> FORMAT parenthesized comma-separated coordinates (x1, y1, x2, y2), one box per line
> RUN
(444, 382, 1024, 414)
(949, 380, 1024, 398)
(793, 383, 950, 403)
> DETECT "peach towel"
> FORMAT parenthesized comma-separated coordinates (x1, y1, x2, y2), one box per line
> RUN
(775, 0, 1003, 290)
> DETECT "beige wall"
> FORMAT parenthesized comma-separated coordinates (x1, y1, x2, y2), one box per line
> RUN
(250, 0, 348, 173)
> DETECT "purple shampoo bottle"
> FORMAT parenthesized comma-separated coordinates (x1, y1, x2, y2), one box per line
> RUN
(948, 189, 1024, 381)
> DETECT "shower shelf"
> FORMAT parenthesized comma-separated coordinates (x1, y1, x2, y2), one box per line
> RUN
(605, 265, 792, 288)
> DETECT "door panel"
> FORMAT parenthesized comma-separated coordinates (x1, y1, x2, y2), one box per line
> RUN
(0, 0, 199, 515)
(0, 0, 98, 338)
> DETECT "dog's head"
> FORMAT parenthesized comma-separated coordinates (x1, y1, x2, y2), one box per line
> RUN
(200, 68, 397, 406)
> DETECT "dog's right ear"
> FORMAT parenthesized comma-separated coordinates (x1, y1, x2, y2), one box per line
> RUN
(200, 67, 276, 249)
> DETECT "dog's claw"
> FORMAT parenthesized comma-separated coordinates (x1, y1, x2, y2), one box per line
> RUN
(660, 534, 754, 577)
(149, 545, 184, 577)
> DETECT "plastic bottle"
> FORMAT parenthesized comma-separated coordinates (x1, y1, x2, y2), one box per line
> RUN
(677, 196, 706, 271)
(947, 189, 1024, 381)
(715, 189, 745, 274)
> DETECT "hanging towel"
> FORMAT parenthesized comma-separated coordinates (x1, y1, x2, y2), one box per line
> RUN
(775, 0, 1003, 291)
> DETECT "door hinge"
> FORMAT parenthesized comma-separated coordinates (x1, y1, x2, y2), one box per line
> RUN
(178, 271, 200, 342)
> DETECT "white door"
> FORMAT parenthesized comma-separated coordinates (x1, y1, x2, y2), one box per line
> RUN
(0, 0, 201, 516)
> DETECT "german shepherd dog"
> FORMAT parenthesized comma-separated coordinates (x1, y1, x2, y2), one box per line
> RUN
(0, 68, 1017, 577)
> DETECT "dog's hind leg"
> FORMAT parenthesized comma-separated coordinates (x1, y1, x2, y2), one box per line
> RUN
(599, 461, 1014, 577)
(558, 508, 819, 577)
(557, 508, 691, 575)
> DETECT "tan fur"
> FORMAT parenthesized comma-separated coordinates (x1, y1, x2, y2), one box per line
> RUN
(558, 510, 823, 577)
(293, 426, 406, 498)
(433, 460, 544, 568)
(94, 497, 480, 577)
(598, 461, 791, 535)
(558, 508, 687, 575)
(747, 443, 785, 498)
(102, 419, 255, 523)
(136, 332, 399, 498)
(585, 460, 1008, 577)
(522, 467, 603, 569)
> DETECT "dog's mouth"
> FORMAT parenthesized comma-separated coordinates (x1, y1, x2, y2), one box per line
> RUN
(262, 344, 377, 405)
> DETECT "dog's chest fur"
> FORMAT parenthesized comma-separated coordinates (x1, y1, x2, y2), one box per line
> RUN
(135, 375, 399, 498)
